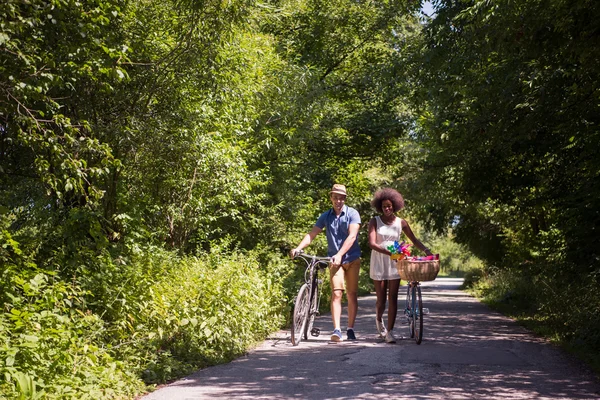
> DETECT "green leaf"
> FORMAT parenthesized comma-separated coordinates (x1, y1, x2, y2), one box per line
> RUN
(22, 334, 39, 342)
(6, 355, 15, 367)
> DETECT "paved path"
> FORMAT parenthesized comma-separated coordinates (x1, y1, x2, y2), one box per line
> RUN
(142, 278, 600, 399)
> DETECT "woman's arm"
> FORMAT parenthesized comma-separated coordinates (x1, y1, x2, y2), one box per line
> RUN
(401, 220, 432, 256)
(368, 218, 392, 256)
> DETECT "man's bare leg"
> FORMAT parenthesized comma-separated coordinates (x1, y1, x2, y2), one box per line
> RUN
(331, 289, 343, 329)
(346, 290, 358, 328)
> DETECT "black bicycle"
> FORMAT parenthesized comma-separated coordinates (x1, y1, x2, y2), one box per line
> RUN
(290, 251, 332, 346)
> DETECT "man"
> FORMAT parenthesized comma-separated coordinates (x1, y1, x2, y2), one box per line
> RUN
(291, 184, 361, 342)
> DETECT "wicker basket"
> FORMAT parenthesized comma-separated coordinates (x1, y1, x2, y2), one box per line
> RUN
(396, 259, 440, 282)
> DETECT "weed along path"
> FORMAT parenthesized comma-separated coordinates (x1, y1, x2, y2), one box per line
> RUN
(141, 278, 600, 399)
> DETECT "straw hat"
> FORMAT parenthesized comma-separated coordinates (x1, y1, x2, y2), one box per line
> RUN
(329, 184, 347, 196)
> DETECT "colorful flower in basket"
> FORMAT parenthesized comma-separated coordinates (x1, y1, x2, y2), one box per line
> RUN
(387, 241, 412, 261)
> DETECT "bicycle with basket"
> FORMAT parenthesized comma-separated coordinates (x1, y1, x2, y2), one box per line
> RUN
(290, 251, 332, 346)
(393, 246, 440, 345)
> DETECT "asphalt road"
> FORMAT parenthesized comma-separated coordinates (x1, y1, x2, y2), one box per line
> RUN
(142, 278, 600, 399)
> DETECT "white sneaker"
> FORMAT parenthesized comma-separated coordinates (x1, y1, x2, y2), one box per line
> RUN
(376, 318, 387, 338)
(385, 330, 396, 344)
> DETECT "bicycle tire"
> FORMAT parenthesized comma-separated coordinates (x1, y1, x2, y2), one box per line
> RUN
(291, 283, 310, 346)
(304, 279, 319, 340)
(414, 285, 423, 344)
(406, 284, 415, 339)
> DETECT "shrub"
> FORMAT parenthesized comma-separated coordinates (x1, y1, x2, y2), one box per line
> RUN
(0, 272, 144, 399)
(1, 231, 291, 397)
(99, 246, 289, 385)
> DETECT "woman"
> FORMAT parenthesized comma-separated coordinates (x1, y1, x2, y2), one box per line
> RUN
(368, 188, 432, 343)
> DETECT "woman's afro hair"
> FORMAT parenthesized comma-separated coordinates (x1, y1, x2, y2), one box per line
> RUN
(371, 188, 405, 213)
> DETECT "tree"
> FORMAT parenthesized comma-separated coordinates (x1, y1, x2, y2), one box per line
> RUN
(410, 0, 600, 274)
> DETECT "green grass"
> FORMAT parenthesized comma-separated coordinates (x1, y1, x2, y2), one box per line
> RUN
(438, 268, 468, 278)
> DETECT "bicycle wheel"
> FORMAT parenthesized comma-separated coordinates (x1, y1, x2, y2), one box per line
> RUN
(291, 283, 310, 346)
(405, 284, 414, 339)
(413, 285, 423, 345)
(304, 282, 319, 340)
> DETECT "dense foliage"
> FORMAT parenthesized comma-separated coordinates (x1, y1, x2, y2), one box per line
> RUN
(1, 0, 425, 397)
(1, 0, 598, 397)
(411, 0, 600, 369)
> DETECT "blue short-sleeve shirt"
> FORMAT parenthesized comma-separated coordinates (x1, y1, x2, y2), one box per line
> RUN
(315, 205, 361, 263)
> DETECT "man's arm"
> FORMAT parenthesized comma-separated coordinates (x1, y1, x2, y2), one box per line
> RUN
(290, 226, 323, 257)
(331, 223, 360, 265)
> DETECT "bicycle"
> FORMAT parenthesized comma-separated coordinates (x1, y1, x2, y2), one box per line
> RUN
(397, 257, 439, 345)
(290, 251, 332, 346)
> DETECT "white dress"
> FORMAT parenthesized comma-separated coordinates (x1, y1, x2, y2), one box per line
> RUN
(369, 216, 402, 280)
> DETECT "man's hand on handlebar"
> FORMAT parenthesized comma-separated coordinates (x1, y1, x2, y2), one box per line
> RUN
(331, 254, 342, 266)
(290, 248, 301, 259)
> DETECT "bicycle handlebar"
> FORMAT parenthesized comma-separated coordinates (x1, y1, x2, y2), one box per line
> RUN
(292, 250, 332, 264)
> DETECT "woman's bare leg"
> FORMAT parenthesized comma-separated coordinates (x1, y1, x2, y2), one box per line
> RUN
(387, 279, 401, 331)
(373, 279, 388, 321)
